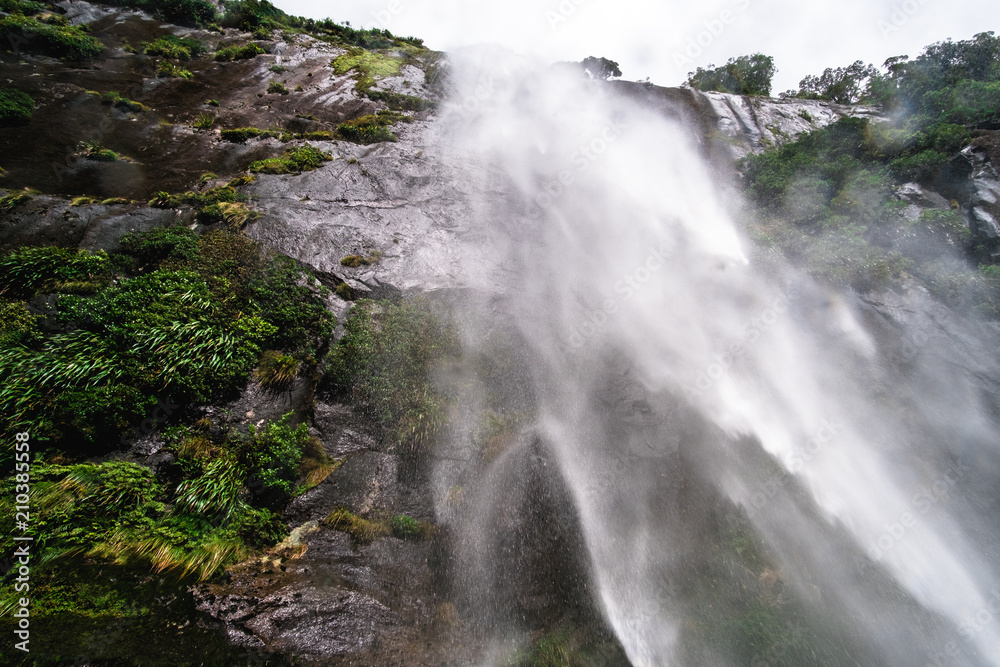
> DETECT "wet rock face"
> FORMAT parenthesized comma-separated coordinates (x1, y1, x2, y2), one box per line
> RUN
(692, 90, 882, 158)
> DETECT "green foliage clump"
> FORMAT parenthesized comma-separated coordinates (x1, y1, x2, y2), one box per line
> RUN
(254, 350, 300, 389)
(137, 34, 206, 60)
(788, 60, 878, 104)
(0, 228, 332, 447)
(100, 91, 147, 112)
(0, 246, 109, 297)
(332, 47, 404, 93)
(240, 412, 309, 502)
(0, 0, 46, 15)
(214, 41, 265, 62)
(0, 87, 35, 126)
(336, 113, 399, 144)
(156, 61, 193, 78)
(365, 89, 436, 111)
(340, 251, 382, 268)
(324, 298, 458, 453)
(220, 126, 279, 142)
(266, 80, 289, 95)
(0, 188, 34, 209)
(0, 298, 40, 346)
(687, 53, 776, 96)
(390, 514, 424, 540)
(0, 14, 103, 60)
(94, 0, 217, 26)
(322, 507, 389, 542)
(249, 144, 332, 174)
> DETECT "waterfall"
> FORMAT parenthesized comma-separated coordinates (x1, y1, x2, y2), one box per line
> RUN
(431, 49, 1000, 666)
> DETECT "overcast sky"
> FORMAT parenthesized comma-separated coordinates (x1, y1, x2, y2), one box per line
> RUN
(276, 0, 996, 92)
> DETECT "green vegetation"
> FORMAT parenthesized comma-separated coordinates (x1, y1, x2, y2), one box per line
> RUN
(365, 89, 436, 111)
(336, 112, 400, 144)
(254, 350, 300, 389)
(0, 87, 35, 126)
(0, 228, 332, 448)
(100, 90, 147, 112)
(323, 298, 459, 453)
(80, 140, 120, 161)
(249, 144, 332, 174)
(214, 41, 265, 61)
(136, 34, 207, 60)
(322, 507, 389, 542)
(95, 0, 217, 26)
(157, 61, 194, 78)
(193, 111, 215, 129)
(740, 35, 1000, 310)
(0, 187, 34, 209)
(340, 251, 383, 267)
(267, 80, 290, 95)
(686, 53, 776, 96)
(0, 14, 103, 60)
(220, 126, 278, 142)
(787, 60, 878, 105)
(0, 0, 46, 15)
(332, 47, 404, 93)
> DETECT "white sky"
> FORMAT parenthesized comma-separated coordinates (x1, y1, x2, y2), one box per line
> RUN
(276, 0, 997, 92)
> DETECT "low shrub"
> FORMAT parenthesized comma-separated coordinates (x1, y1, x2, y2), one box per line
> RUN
(249, 144, 331, 174)
(214, 42, 265, 61)
(0, 15, 103, 60)
(336, 114, 398, 144)
(139, 34, 206, 60)
(266, 80, 289, 95)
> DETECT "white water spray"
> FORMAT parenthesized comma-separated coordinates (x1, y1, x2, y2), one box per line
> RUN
(437, 49, 1000, 666)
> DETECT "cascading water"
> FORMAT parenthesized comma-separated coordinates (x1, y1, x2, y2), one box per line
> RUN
(430, 49, 1000, 666)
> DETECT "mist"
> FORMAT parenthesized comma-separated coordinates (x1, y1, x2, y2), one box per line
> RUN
(423, 48, 1000, 665)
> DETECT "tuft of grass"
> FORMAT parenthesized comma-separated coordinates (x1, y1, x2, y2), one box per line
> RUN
(100, 91, 147, 112)
(0, 188, 34, 209)
(138, 34, 206, 60)
(336, 113, 399, 144)
(322, 507, 388, 543)
(193, 112, 215, 129)
(80, 140, 119, 162)
(157, 61, 194, 79)
(339, 250, 383, 268)
(0, 87, 35, 126)
(267, 80, 289, 95)
(174, 457, 244, 522)
(254, 350, 300, 390)
(249, 144, 332, 174)
(268, 64, 287, 73)
(214, 41, 265, 61)
(205, 98, 220, 106)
